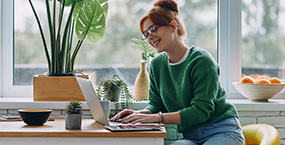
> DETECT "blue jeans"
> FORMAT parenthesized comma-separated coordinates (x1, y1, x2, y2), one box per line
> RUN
(169, 117, 245, 145)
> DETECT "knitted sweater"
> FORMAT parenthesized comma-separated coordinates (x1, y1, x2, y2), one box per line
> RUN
(145, 47, 238, 133)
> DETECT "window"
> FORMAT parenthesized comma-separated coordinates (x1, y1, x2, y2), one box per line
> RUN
(1, 0, 218, 97)
(221, 0, 285, 99)
(241, 0, 285, 80)
(6, 0, 283, 99)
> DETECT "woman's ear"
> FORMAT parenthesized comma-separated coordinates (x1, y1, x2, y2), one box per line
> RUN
(170, 20, 178, 32)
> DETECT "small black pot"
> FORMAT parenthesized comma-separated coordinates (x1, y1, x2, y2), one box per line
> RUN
(47, 73, 76, 77)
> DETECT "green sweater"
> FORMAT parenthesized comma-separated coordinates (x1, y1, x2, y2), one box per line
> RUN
(145, 47, 238, 133)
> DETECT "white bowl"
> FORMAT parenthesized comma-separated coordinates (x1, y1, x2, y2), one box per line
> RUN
(232, 82, 285, 102)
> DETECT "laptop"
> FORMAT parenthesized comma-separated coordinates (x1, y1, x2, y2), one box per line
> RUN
(76, 77, 162, 132)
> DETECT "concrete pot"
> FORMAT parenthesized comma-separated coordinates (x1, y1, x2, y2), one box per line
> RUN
(65, 114, 82, 130)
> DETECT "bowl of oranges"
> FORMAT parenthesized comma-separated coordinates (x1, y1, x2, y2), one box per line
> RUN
(232, 74, 285, 102)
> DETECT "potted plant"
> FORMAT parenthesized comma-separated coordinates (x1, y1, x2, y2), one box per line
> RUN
(96, 74, 132, 115)
(29, 0, 108, 75)
(29, 0, 109, 101)
(65, 100, 82, 130)
(131, 38, 155, 100)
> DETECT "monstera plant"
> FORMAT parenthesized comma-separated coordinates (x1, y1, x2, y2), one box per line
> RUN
(28, 0, 109, 75)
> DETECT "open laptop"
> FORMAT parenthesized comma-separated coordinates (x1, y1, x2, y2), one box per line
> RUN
(76, 77, 162, 132)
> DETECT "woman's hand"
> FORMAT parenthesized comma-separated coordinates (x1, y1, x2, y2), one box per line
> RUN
(109, 109, 135, 122)
(121, 112, 160, 124)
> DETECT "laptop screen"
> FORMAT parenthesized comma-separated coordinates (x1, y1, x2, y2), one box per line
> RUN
(76, 77, 110, 126)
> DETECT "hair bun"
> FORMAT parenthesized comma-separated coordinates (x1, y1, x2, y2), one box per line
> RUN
(154, 0, 179, 15)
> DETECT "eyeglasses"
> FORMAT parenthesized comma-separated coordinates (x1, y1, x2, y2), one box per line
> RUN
(142, 25, 162, 40)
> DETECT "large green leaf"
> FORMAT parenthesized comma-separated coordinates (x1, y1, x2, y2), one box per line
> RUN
(75, 0, 106, 43)
(57, 0, 84, 6)
(131, 38, 155, 53)
(72, 0, 107, 21)
(98, 0, 109, 18)
(131, 38, 155, 62)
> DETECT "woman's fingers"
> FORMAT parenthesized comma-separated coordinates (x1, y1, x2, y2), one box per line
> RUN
(110, 110, 160, 124)
(121, 113, 136, 123)
(122, 113, 159, 124)
(110, 113, 123, 121)
(131, 119, 144, 124)
(110, 109, 134, 121)
(110, 114, 119, 121)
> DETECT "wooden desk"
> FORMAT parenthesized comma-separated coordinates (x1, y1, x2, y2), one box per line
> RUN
(0, 119, 166, 145)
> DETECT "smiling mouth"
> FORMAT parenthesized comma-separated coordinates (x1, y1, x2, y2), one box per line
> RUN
(152, 39, 161, 48)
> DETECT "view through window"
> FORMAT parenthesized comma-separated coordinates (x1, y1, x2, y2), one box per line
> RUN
(241, 0, 285, 81)
(14, 0, 217, 86)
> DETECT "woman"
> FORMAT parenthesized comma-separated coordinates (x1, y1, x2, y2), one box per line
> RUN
(111, 0, 245, 144)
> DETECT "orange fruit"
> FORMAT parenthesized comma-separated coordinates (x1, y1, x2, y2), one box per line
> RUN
(254, 74, 261, 79)
(262, 74, 271, 78)
(249, 74, 259, 79)
(268, 77, 281, 84)
(255, 75, 269, 81)
(255, 79, 271, 84)
(240, 76, 255, 84)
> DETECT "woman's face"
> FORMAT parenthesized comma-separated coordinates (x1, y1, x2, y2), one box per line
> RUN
(142, 18, 174, 53)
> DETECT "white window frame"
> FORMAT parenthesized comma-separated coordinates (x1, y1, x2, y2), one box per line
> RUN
(4, 0, 279, 99)
(0, 0, 2, 97)
(1, 0, 32, 97)
(218, 0, 241, 97)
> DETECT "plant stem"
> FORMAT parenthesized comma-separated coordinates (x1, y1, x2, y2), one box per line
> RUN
(45, 0, 54, 73)
(61, 2, 76, 74)
(52, 0, 56, 74)
(64, 22, 71, 74)
(55, 0, 66, 74)
(70, 40, 83, 72)
(65, 20, 75, 74)
(28, 0, 51, 72)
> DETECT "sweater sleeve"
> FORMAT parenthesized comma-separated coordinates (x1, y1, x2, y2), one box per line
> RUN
(145, 60, 167, 113)
(179, 53, 220, 127)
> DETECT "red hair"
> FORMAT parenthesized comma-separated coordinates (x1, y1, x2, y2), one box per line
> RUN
(139, 0, 186, 38)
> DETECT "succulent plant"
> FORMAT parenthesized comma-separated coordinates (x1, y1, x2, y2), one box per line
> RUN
(66, 100, 82, 114)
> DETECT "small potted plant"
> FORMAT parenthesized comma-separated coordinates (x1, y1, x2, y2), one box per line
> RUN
(96, 74, 132, 114)
(131, 38, 155, 100)
(65, 100, 82, 130)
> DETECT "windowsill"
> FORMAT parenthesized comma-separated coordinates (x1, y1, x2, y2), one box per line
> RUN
(1, 97, 285, 111)
(0, 97, 149, 110)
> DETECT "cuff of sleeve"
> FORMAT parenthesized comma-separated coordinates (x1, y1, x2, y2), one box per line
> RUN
(178, 109, 187, 127)
(145, 105, 159, 114)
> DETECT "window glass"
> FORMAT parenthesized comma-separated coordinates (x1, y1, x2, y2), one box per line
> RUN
(14, 0, 217, 86)
(242, 0, 285, 80)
